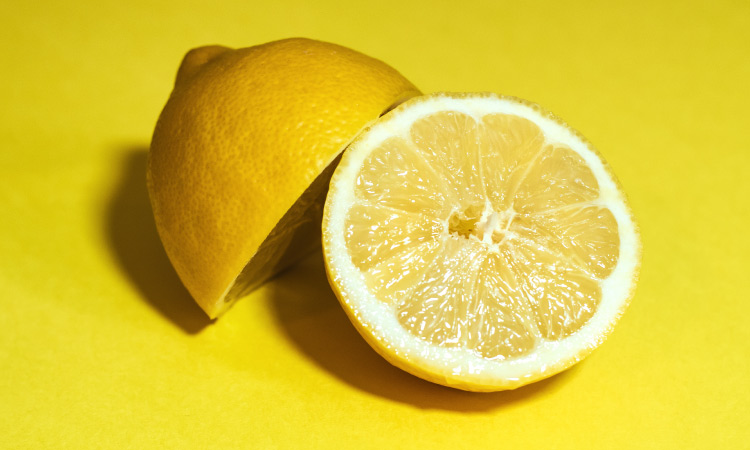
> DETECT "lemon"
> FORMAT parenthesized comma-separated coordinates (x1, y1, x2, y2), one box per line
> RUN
(147, 38, 420, 318)
(322, 93, 641, 391)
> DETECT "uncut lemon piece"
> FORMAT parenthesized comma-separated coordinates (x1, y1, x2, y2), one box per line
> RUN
(148, 38, 419, 318)
(322, 93, 641, 391)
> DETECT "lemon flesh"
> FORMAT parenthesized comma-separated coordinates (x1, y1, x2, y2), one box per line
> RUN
(323, 93, 640, 391)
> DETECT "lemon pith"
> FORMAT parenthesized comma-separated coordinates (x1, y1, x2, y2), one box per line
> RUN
(147, 38, 420, 318)
(322, 93, 640, 391)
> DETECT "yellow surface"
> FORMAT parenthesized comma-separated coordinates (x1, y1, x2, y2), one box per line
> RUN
(1, 0, 747, 448)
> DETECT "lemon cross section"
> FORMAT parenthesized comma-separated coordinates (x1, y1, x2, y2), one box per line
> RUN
(322, 93, 641, 391)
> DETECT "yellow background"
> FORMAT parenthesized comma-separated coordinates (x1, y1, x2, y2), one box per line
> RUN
(2, 0, 748, 448)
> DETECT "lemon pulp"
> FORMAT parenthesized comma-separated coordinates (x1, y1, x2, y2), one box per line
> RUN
(334, 96, 635, 368)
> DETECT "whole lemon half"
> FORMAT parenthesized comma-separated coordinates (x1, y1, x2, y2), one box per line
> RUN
(322, 93, 640, 391)
(147, 38, 420, 318)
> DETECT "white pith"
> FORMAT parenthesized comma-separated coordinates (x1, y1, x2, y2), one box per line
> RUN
(323, 94, 640, 388)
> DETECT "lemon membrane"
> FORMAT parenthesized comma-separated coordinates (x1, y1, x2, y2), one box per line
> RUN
(323, 93, 640, 390)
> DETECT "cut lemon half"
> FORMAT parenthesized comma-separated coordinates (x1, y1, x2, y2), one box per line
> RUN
(322, 93, 640, 391)
(147, 38, 419, 318)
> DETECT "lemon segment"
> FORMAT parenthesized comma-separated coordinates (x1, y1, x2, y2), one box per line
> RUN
(323, 93, 640, 391)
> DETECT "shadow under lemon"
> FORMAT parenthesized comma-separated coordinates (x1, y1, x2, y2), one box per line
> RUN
(267, 251, 581, 412)
(105, 147, 211, 334)
(104, 146, 579, 407)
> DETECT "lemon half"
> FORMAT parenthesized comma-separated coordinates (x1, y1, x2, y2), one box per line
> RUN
(322, 93, 640, 391)
(147, 38, 419, 318)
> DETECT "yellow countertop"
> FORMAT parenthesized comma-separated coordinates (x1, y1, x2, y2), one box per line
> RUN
(1, 0, 748, 448)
